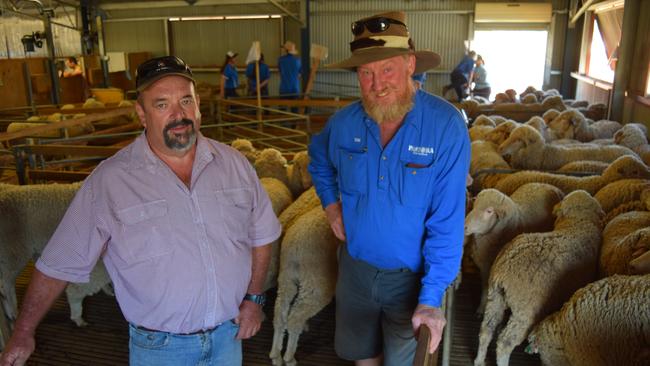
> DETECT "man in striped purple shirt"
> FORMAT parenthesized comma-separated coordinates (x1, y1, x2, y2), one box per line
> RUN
(0, 56, 281, 366)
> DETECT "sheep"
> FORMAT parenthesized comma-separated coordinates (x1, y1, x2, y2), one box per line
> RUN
(473, 115, 496, 127)
(230, 138, 259, 165)
(491, 115, 507, 126)
(82, 97, 105, 109)
(474, 190, 604, 366)
(570, 100, 590, 108)
(521, 93, 538, 104)
(498, 124, 636, 170)
(493, 155, 650, 196)
(464, 183, 563, 315)
(557, 160, 609, 174)
(601, 210, 650, 277)
(485, 120, 519, 145)
(542, 109, 560, 124)
(0, 183, 113, 329)
(524, 116, 552, 141)
(469, 125, 494, 142)
(614, 123, 650, 165)
(259, 177, 294, 291)
(600, 227, 650, 276)
(285, 151, 312, 198)
(263, 187, 320, 292)
(540, 95, 566, 112)
(254, 148, 312, 199)
(594, 179, 650, 213)
(548, 109, 622, 142)
(527, 274, 650, 366)
(493, 93, 511, 104)
(270, 205, 340, 366)
(469, 141, 511, 191)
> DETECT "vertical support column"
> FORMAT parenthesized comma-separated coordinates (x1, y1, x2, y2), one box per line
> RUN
(96, 15, 110, 88)
(43, 11, 61, 105)
(610, 1, 640, 122)
(300, 0, 310, 96)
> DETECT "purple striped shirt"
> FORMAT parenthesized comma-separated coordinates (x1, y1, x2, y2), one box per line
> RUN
(36, 133, 281, 334)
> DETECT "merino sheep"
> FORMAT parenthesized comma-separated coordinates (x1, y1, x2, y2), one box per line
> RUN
(469, 125, 494, 142)
(528, 274, 650, 366)
(230, 138, 259, 165)
(485, 120, 519, 145)
(614, 123, 650, 165)
(542, 109, 560, 124)
(521, 94, 538, 104)
(557, 160, 609, 174)
(254, 148, 312, 199)
(493, 155, 650, 196)
(594, 179, 650, 213)
(601, 210, 650, 277)
(548, 109, 622, 142)
(269, 205, 340, 366)
(0, 183, 113, 329)
(469, 141, 511, 191)
(524, 116, 553, 141)
(498, 124, 636, 170)
(473, 115, 496, 127)
(474, 191, 604, 366)
(285, 151, 312, 198)
(259, 177, 294, 291)
(464, 183, 563, 315)
(540, 95, 566, 112)
(600, 227, 650, 276)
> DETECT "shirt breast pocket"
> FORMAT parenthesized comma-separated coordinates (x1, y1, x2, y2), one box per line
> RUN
(216, 188, 254, 241)
(400, 160, 435, 208)
(115, 200, 171, 265)
(338, 149, 367, 195)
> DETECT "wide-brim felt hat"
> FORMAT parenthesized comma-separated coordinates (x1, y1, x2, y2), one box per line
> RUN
(326, 11, 440, 74)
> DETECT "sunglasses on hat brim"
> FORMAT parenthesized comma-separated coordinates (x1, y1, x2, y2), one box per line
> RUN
(351, 17, 407, 36)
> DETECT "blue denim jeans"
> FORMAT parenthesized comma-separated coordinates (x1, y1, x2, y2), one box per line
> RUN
(129, 321, 242, 366)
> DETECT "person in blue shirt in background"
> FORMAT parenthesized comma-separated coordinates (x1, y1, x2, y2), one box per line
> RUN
(412, 72, 427, 90)
(308, 11, 470, 366)
(471, 54, 491, 100)
(220, 51, 239, 99)
(246, 53, 270, 97)
(278, 41, 301, 113)
(443, 50, 476, 101)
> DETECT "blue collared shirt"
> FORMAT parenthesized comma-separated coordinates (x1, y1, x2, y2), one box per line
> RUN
(223, 63, 239, 89)
(308, 90, 470, 307)
(246, 62, 270, 89)
(278, 53, 301, 95)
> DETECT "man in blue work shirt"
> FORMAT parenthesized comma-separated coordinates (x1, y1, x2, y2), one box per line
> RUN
(443, 50, 477, 101)
(278, 41, 301, 113)
(308, 11, 470, 366)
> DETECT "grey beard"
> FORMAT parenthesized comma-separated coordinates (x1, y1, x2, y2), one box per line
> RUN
(163, 118, 197, 152)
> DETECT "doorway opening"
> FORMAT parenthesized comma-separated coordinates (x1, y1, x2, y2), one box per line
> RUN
(472, 30, 548, 99)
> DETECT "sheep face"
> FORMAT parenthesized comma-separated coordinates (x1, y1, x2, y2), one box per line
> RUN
(464, 191, 505, 235)
(498, 125, 542, 159)
(542, 109, 559, 124)
(293, 151, 312, 189)
(614, 124, 647, 149)
(486, 121, 517, 145)
(473, 115, 496, 128)
(602, 155, 650, 181)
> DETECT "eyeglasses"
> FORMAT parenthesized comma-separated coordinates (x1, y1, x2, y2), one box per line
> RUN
(136, 56, 192, 89)
(351, 17, 407, 36)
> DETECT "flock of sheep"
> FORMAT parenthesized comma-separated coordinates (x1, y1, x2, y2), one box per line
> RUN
(1, 86, 650, 366)
(466, 87, 650, 366)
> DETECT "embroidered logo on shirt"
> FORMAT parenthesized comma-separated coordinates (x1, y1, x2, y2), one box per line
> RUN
(408, 145, 434, 157)
(354, 137, 361, 143)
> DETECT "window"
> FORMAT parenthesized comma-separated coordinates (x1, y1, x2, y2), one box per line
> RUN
(587, 21, 615, 82)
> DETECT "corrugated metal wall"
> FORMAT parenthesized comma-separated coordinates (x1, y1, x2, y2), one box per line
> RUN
(0, 15, 80, 58)
(104, 20, 167, 56)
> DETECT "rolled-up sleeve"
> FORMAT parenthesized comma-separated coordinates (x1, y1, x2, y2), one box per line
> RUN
(419, 113, 470, 307)
(308, 122, 340, 208)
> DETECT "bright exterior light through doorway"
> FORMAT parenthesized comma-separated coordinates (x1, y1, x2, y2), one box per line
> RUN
(472, 30, 548, 99)
(588, 21, 615, 82)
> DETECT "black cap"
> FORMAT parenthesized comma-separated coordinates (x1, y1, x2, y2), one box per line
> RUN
(135, 56, 194, 92)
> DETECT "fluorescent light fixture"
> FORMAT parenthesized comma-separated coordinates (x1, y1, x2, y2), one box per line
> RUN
(169, 14, 281, 21)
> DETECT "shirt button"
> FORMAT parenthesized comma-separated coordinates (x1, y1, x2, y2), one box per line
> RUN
(379, 176, 384, 180)
(382, 156, 387, 160)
